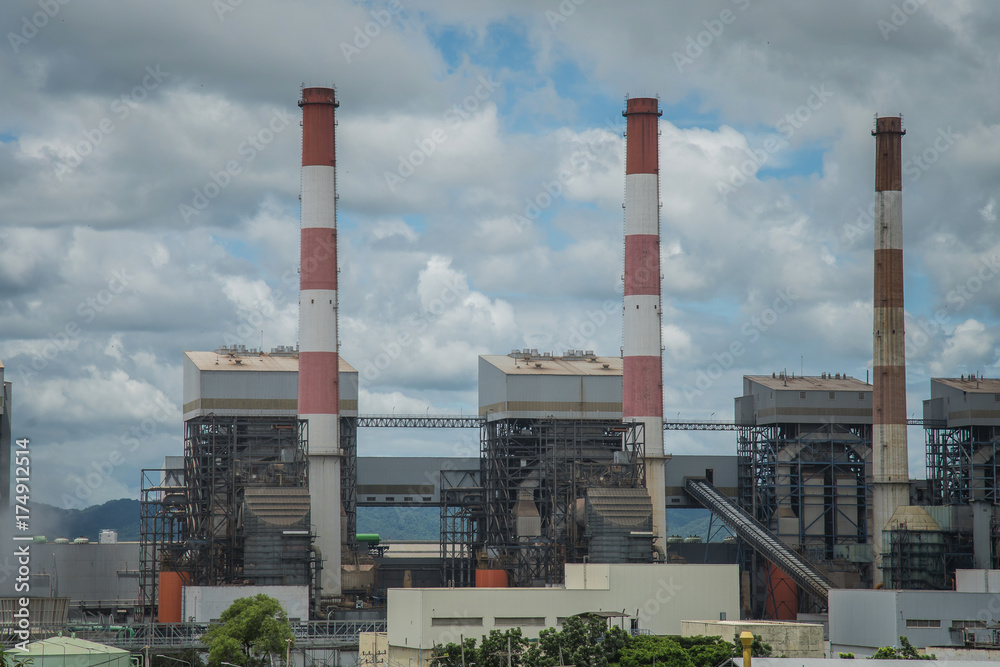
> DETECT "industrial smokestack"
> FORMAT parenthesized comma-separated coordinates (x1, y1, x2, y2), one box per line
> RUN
(298, 87, 341, 598)
(872, 115, 908, 586)
(622, 97, 666, 554)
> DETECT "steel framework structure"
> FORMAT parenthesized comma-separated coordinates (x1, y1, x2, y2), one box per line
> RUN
(341, 417, 358, 553)
(477, 418, 645, 587)
(440, 467, 483, 587)
(926, 424, 1000, 505)
(737, 422, 871, 615)
(138, 466, 187, 622)
(181, 415, 309, 586)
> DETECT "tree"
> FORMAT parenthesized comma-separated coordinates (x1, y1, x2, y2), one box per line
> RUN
(730, 633, 771, 659)
(867, 636, 934, 660)
(1, 648, 33, 667)
(201, 594, 295, 667)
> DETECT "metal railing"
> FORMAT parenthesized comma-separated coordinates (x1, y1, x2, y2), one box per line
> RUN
(2, 620, 386, 651)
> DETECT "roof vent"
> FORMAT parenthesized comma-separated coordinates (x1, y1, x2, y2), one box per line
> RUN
(534, 362, 542, 368)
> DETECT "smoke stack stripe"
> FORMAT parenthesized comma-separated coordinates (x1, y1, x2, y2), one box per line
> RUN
(623, 97, 666, 554)
(298, 87, 341, 597)
(871, 115, 908, 586)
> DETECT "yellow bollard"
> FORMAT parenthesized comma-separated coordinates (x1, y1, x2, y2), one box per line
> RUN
(740, 631, 754, 667)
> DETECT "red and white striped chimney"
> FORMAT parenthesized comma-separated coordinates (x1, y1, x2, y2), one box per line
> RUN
(298, 87, 341, 597)
(872, 115, 908, 586)
(623, 97, 666, 554)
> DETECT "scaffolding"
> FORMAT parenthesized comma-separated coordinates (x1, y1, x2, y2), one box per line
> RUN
(738, 421, 871, 614)
(926, 424, 1000, 505)
(474, 418, 645, 587)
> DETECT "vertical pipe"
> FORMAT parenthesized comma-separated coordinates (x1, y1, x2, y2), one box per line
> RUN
(623, 97, 666, 555)
(872, 115, 908, 587)
(299, 86, 341, 598)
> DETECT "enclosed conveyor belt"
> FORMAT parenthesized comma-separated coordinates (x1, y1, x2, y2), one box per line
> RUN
(684, 478, 836, 603)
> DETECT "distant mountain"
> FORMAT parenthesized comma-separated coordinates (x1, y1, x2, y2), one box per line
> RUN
(666, 508, 734, 542)
(27, 498, 141, 542)
(356, 506, 438, 541)
(20, 500, 731, 546)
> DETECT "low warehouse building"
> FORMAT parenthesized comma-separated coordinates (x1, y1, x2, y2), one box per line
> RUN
(383, 563, 739, 666)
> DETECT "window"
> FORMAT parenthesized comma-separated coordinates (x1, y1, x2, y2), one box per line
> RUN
(858, 392, 865, 399)
(829, 391, 836, 399)
(422, 497, 433, 502)
(496, 617, 545, 626)
(800, 392, 806, 399)
(366, 497, 375, 501)
(951, 620, 986, 629)
(905, 619, 941, 628)
(994, 394, 1000, 402)
(403, 496, 413, 501)
(385, 497, 394, 501)
(432, 617, 483, 626)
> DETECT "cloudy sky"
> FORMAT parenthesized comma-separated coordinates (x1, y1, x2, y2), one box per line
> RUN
(1, 0, 999, 509)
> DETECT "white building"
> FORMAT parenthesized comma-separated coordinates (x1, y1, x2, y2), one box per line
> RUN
(378, 562, 739, 667)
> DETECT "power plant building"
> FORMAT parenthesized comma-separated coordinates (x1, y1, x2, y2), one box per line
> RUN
(140, 347, 358, 620)
(442, 352, 653, 589)
(736, 373, 873, 614)
(924, 376, 1000, 569)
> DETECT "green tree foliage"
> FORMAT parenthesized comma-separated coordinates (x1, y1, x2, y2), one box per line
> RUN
(730, 633, 772, 658)
(432, 615, 628, 667)
(201, 594, 295, 667)
(1, 648, 33, 667)
(152, 650, 206, 667)
(867, 636, 934, 660)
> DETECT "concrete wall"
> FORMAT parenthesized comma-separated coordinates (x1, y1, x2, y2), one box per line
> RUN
(181, 584, 309, 622)
(956, 569, 1000, 592)
(681, 619, 825, 658)
(831, 589, 1000, 656)
(387, 563, 739, 651)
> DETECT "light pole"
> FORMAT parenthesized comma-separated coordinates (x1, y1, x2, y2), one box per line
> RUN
(220, 662, 242, 667)
(286, 638, 292, 667)
(156, 656, 191, 667)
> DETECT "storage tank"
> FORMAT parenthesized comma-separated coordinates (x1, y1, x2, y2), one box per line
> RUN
(475, 570, 509, 587)
(158, 571, 188, 623)
(764, 562, 798, 620)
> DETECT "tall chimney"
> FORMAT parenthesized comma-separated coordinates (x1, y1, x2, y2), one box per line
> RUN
(298, 87, 341, 597)
(872, 115, 908, 586)
(623, 97, 666, 554)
